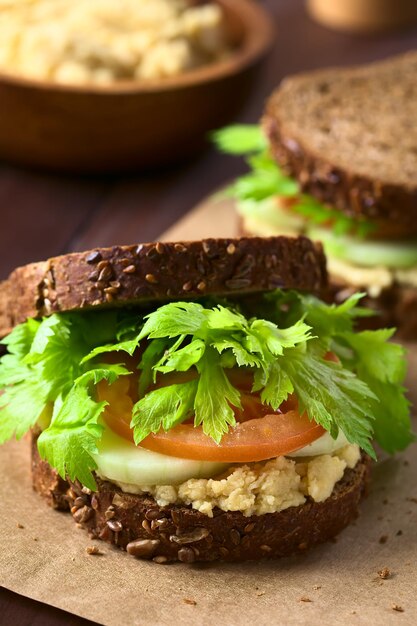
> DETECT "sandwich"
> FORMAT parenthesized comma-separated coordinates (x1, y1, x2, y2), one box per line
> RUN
(0, 236, 412, 563)
(213, 52, 417, 339)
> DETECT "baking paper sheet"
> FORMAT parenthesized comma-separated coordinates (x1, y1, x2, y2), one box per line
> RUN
(0, 197, 416, 625)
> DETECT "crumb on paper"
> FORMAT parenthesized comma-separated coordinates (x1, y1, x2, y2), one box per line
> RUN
(256, 591, 265, 597)
(391, 604, 404, 613)
(378, 567, 391, 580)
(33, 537, 38, 542)
(299, 596, 312, 603)
(16, 523, 24, 529)
(313, 585, 322, 590)
(396, 530, 403, 536)
(379, 535, 388, 544)
(86, 545, 103, 555)
(183, 598, 197, 606)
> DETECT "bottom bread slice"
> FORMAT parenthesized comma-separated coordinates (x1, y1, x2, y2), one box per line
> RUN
(31, 433, 371, 563)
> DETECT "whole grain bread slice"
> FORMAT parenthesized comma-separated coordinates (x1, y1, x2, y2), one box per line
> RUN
(263, 51, 417, 237)
(0, 236, 327, 337)
(31, 432, 371, 563)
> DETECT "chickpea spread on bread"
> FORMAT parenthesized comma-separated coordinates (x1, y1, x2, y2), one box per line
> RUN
(0, 0, 231, 84)
(105, 445, 360, 517)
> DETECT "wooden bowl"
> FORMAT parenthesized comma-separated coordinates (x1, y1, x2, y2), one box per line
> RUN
(307, 0, 417, 33)
(0, 0, 274, 173)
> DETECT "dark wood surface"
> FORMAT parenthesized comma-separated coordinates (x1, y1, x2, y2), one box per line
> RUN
(1, 0, 417, 623)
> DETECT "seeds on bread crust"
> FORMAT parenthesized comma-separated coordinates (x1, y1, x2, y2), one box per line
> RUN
(0, 236, 327, 337)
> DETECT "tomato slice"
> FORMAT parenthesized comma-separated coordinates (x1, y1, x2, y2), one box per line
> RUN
(139, 412, 324, 462)
(98, 374, 135, 442)
(97, 367, 325, 463)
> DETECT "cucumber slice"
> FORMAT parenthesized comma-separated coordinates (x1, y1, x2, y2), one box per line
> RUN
(92, 427, 228, 486)
(237, 198, 305, 234)
(287, 430, 349, 458)
(308, 227, 417, 269)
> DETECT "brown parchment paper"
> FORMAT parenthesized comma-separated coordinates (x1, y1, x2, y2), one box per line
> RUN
(1, 197, 417, 626)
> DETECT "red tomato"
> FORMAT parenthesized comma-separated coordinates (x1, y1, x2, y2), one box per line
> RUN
(139, 411, 324, 462)
(97, 366, 325, 462)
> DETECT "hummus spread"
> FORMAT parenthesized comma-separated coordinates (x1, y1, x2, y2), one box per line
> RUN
(111, 444, 361, 517)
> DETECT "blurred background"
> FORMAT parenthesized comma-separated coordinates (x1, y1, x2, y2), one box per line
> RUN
(0, 0, 416, 277)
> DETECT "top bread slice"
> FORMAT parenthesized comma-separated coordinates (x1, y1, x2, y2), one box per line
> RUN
(0, 236, 327, 337)
(263, 51, 417, 237)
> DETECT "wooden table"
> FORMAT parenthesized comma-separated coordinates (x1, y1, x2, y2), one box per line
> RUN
(1, 0, 416, 623)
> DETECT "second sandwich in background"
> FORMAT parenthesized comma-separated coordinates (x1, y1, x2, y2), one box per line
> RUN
(214, 51, 417, 338)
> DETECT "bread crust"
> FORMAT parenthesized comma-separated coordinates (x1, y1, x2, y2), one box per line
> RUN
(0, 236, 327, 337)
(263, 54, 417, 238)
(31, 433, 371, 563)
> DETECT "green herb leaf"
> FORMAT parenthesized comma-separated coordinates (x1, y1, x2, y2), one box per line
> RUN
(155, 339, 206, 374)
(211, 338, 262, 368)
(341, 330, 414, 452)
(365, 380, 413, 454)
(37, 386, 105, 491)
(132, 379, 198, 444)
(81, 337, 141, 364)
(206, 305, 247, 330)
(139, 302, 207, 339)
(268, 290, 412, 454)
(194, 348, 240, 443)
(250, 318, 312, 356)
(138, 338, 170, 397)
(24, 315, 83, 397)
(342, 329, 406, 384)
(0, 318, 40, 357)
(282, 350, 376, 457)
(211, 124, 267, 154)
(37, 365, 131, 489)
(258, 362, 294, 411)
(0, 381, 49, 443)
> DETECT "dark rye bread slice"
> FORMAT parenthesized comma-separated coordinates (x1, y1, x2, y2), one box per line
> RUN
(263, 51, 417, 238)
(31, 433, 371, 563)
(0, 236, 327, 337)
